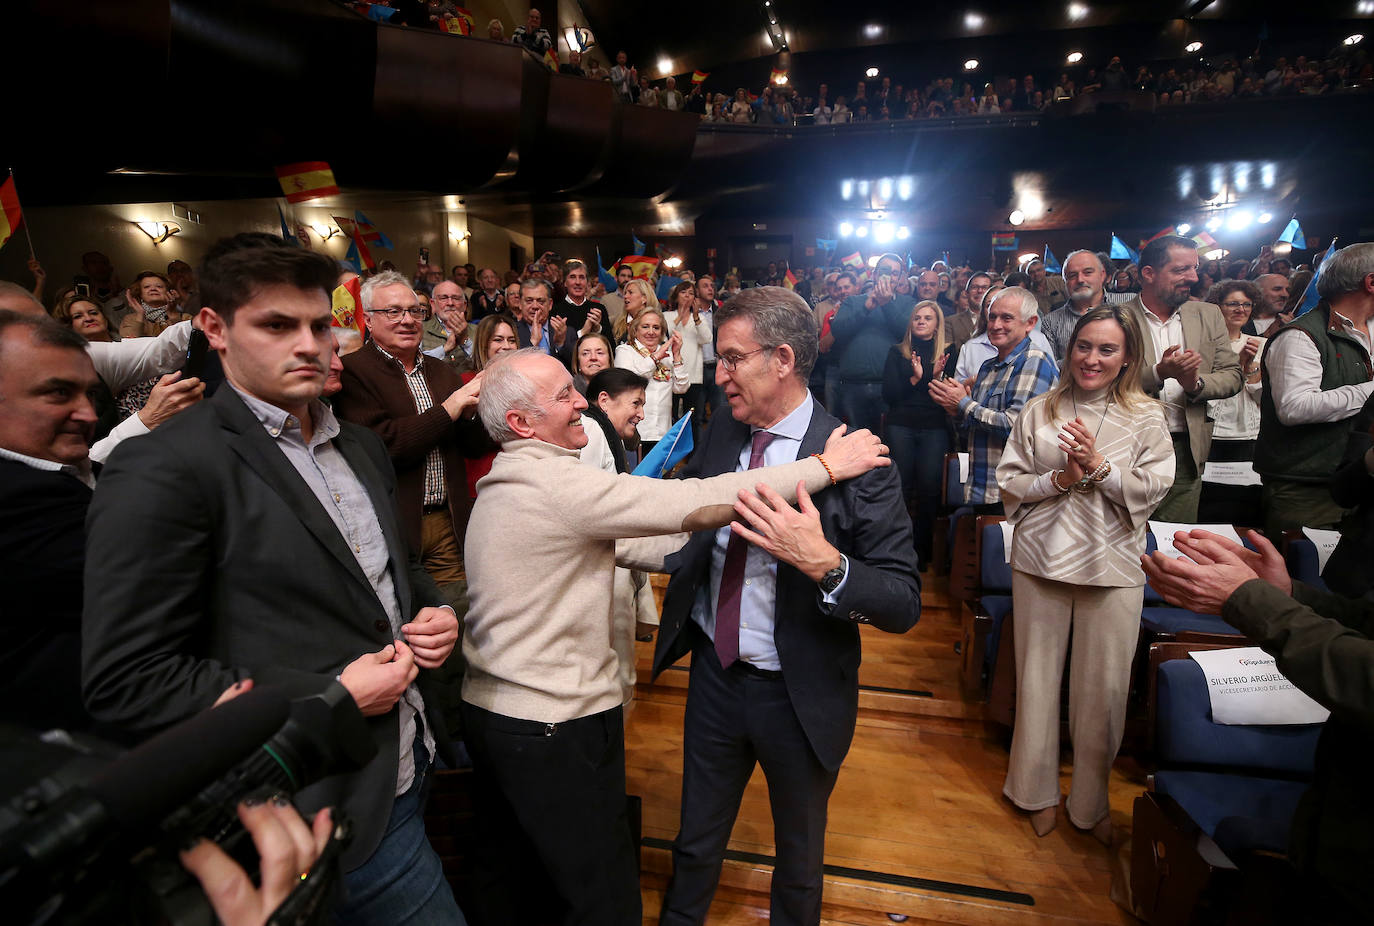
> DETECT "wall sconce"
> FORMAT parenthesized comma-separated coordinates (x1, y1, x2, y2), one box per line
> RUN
(450, 229, 472, 242)
(311, 222, 340, 241)
(136, 220, 181, 244)
(662, 256, 683, 269)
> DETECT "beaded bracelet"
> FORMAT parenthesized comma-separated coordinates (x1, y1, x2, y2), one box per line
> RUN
(1088, 458, 1112, 483)
(812, 453, 836, 485)
(1050, 470, 1071, 493)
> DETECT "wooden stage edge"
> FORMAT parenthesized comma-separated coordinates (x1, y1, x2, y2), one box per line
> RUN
(627, 574, 1141, 925)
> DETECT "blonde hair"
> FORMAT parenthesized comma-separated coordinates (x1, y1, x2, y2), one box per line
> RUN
(630, 308, 667, 345)
(614, 277, 656, 342)
(1043, 305, 1155, 414)
(899, 300, 946, 361)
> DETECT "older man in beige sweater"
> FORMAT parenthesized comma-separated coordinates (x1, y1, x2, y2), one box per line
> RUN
(457, 348, 887, 926)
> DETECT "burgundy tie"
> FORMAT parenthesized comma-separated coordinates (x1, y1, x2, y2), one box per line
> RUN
(714, 429, 774, 668)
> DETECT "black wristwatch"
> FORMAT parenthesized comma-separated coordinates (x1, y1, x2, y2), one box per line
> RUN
(818, 555, 848, 595)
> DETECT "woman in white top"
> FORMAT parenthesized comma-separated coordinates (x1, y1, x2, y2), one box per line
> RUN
(996, 306, 1174, 843)
(977, 83, 1000, 113)
(729, 88, 753, 124)
(666, 281, 710, 442)
(1199, 280, 1266, 523)
(614, 305, 687, 453)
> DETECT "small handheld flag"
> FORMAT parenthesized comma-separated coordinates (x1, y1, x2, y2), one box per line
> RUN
(783, 268, 798, 290)
(1043, 246, 1062, 274)
(1, 172, 26, 253)
(631, 231, 646, 256)
(1109, 234, 1139, 263)
(277, 205, 299, 247)
(1278, 217, 1306, 250)
(615, 255, 660, 279)
(691, 70, 709, 85)
(596, 247, 618, 293)
(815, 238, 837, 254)
(344, 228, 377, 272)
(275, 161, 339, 204)
(543, 48, 559, 71)
(632, 413, 695, 478)
(840, 251, 864, 270)
(332, 277, 366, 333)
(992, 233, 1017, 252)
(1293, 239, 1338, 317)
(655, 274, 679, 302)
(1142, 226, 1176, 247)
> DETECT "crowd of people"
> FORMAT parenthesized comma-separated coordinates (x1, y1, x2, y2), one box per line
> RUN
(4, 221, 1374, 924)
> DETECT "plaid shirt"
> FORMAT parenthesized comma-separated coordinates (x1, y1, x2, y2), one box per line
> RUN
(373, 342, 447, 507)
(960, 337, 1058, 504)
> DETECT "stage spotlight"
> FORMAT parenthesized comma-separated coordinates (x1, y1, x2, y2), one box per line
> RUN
(839, 221, 855, 237)
(1206, 216, 1223, 232)
(1176, 222, 1192, 235)
(840, 178, 854, 200)
(1008, 209, 1025, 226)
(855, 225, 869, 238)
(896, 175, 915, 200)
(874, 222, 895, 244)
(1226, 210, 1253, 231)
(964, 12, 985, 29)
(866, 66, 880, 78)
(1067, 3, 1089, 21)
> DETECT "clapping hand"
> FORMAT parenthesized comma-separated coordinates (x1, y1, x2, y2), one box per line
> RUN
(1158, 345, 1203, 389)
(867, 276, 895, 309)
(909, 352, 924, 384)
(1057, 417, 1101, 483)
(669, 331, 683, 361)
(927, 376, 969, 413)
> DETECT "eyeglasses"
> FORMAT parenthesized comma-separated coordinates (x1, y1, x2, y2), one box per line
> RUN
(433, 294, 466, 303)
(718, 347, 771, 372)
(366, 306, 430, 322)
(1221, 300, 1254, 310)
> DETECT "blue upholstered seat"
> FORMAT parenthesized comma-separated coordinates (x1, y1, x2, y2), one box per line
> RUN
(1141, 607, 1242, 637)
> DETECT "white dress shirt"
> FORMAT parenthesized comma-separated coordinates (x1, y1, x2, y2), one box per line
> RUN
(1141, 307, 1189, 433)
(1265, 311, 1374, 425)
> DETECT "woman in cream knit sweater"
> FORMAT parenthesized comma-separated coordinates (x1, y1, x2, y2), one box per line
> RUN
(996, 304, 1175, 843)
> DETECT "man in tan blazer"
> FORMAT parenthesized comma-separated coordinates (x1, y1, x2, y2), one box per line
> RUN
(1123, 235, 1243, 520)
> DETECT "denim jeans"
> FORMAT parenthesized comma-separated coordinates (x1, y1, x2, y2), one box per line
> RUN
(887, 424, 950, 566)
(336, 737, 466, 926)
(836, 381, 885, 436)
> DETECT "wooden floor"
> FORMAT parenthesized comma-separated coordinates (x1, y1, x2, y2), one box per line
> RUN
(626, 575, 1143, 925)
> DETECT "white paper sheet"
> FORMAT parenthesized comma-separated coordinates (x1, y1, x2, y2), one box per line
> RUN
(999, 521, 1014, 563)
(957, 452, 970, 486)
(1147, 521, 1245, 560)
(1301, 527, 1341, 573)
(1188, 646, 1330, 726)
(1200, 461, 1262, 486)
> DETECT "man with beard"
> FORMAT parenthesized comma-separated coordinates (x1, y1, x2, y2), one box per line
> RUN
(948, 271, 994, 351)
(1041, 251, 1109, 361)
(1248, 273, 1291, 335)
(1123, 236, 1243, 520)
(552, 259, 613, 348)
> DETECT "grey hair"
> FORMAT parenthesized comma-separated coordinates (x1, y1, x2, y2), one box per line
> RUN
(476, 348, 547, 443)
(1316, 242, 1374, 301)
(359, 270, 413, 312)
(1062, 249, 1105, 273)
(715, 286, 818, 380)
(991, 286, 1040, 322)
(0, 280, 44, 315)
(520, 277, 555, 300)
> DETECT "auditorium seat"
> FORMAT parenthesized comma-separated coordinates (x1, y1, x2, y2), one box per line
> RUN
(1141, 529, 1245, 641)
(958, 517, 1010, 703)
(931, 452, 968, 576)
(1282, 533, 1331, 593)
(1131, 643, 1323, 924)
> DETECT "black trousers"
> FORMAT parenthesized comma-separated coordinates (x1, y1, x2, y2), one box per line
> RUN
(460, 701, 640, 926)
(659, 634, 839, 926)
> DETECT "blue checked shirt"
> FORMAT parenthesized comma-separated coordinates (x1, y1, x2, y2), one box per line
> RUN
(959, 337, 1058, 505)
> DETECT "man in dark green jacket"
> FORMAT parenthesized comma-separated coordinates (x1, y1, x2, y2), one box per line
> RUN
(1142, 529, 1374, 922)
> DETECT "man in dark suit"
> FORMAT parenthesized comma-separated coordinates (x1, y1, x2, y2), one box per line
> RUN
(653, 287, 921, 926)
(81, 244, 466, 924)
(0, 310, 101, 732)
(516, 277, 573, 366)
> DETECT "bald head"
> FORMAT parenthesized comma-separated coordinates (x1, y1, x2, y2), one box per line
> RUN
(0, 281, 44, 316)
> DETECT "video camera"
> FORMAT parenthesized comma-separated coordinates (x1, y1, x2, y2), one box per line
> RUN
(0, 683, 376, 925)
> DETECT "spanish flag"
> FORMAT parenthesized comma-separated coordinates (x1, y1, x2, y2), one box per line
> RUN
(275, 161, 339, 204)
(345, 228, 376, 272)
(543, 48, 559, 71)
(840, 251, 864, 270)
(332, 276, 366, 333)
(0, 173, 22, 253)
(783, 269, 798, 290)
(1142, 225, 1176, 247)
(769, 67, 788, 84)
(453, 7, 474, 33)
(440, 9, 473, 34)
(691, 70, 709, 84)
(614, 255, 660, 279)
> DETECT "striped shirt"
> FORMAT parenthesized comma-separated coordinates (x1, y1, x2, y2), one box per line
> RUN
(372, 342, 446, 507)
(959, 336, 1058, 505)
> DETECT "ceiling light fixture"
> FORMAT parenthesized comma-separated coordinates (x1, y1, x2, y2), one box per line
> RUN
(873, 222, 896, 244)
(964, 11, 985, 29)
(1176, 222, 1192, 235)
(863, 23, 884, 39)
(865, 66, 880, 78)
(1185, 41, 1203, 52)
(1067, 2, 1089, 21)
(310, 222, 339, 241)
(1226, 209, 1254, 231)
(1345, 33, 1365, 45)
(657, 57, 673, 75)
(1359, 1, 1374, 13)
(1066, 51, 1083, 64)
(964, 58, 979, 70)
(855, 225, 869, 238)
(1008, 209, 1025, 226)
(839, 221, 855, 237)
